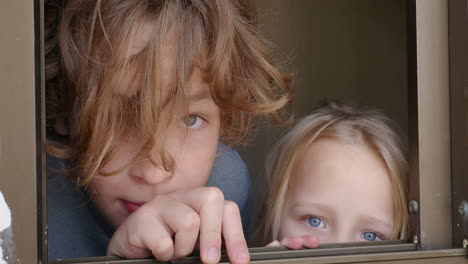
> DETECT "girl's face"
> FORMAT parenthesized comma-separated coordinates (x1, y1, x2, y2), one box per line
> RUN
(89, 24, 221, 228)
(278, 138, 394, 243)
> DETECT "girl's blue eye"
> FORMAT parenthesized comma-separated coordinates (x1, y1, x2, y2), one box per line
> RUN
(361, 232, 382, 241)
(181, 115, 204, 129)
(306, 217, 325, 228)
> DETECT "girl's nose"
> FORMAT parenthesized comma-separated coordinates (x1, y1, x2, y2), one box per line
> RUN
(332, 232, 356, 243)
(129, 159, 173, 185)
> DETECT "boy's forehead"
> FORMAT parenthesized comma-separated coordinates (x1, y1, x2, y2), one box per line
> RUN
(130, 20, 180, 56)
(129, 21, 155, 56)
(120, 22, 210, 100)
(118, 23, 176, 94)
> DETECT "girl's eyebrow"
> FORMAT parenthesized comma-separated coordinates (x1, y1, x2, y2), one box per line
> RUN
(291, 201, 336, 217)
(357, 215, 393, 231)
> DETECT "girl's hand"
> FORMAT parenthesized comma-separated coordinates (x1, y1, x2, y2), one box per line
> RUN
(107, 187, 249, 264)
(265, 240, 281, 247)
(266, 235, 320, 249)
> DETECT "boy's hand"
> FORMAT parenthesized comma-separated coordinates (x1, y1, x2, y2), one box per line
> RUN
(107, 187, 249, 264)
(266, 235, 320, 249)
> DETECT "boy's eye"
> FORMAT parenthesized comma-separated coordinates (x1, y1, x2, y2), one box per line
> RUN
(360, 231, 382, 241)
(306, 216, 325, 228)
(181, 115, 204, 129)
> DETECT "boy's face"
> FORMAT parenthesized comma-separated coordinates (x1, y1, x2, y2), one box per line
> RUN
(278, 138, 394, 243)
(89, 24, 221, 228)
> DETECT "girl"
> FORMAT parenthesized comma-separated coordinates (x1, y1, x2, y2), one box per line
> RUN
(45, 0, 292, 263)
(258, 101, 408, 247)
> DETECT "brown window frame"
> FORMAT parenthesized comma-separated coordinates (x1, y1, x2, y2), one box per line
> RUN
(0, 0, 44, 263)
(407, 0, 453, 250)
(0, 0, 466, 263)
(449, 0, 468, 249)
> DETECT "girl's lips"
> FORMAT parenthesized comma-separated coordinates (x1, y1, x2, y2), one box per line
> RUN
(121, 200, 144, 214)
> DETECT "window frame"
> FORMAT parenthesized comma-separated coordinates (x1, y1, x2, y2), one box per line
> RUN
(449, 0, 468, 249)
(407, 0, 453, 250)
(48, 248, 468, 264)
(0, 0, 465, 263)
(0, 0, 45, 263)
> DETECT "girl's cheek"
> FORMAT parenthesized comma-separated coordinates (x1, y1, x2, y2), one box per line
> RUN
(278, 214, 303, 239)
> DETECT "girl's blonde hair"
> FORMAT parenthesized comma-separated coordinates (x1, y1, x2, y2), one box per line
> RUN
(45, 0, 292, 186)
(257, 100, 408, 243)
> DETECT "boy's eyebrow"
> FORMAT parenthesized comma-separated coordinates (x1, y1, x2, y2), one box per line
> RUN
(188, 89, 212, 103)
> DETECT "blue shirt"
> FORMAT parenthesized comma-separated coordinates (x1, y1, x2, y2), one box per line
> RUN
(47, 144, 251, 260)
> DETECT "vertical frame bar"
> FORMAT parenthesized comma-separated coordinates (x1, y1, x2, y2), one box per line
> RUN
(449, 0, 468, 248)
(406, 0, 421, 247)
(0, 1, 42, 264)
(415, 0, 452, 250)
(35, 0, 47, 262)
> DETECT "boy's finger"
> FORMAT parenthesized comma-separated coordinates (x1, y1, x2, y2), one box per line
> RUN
(147, 195, 200, 260)
(171, 187, 224, 264)
(222, 201, 249, 264)
(107, 226, 152, 259)
(141, 219, 175, 261)
(107, 211, 174, 261)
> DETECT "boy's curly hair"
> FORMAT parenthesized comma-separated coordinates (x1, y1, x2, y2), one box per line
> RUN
(45, 0, 293, 186)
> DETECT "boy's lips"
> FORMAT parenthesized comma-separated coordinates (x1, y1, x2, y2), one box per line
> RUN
(121, 200, 144, 213)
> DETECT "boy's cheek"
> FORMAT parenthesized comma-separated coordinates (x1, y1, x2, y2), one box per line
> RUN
(90, 175, 129, 197)
(169, 149, 216, 193)
(174, 159, 213, 188)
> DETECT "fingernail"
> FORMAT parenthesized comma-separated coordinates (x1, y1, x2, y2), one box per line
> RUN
(280, 238, 289, 247)
(271, 240, 281, 247)
(236, 250, 249, 261)
(206, 247, 219, 261)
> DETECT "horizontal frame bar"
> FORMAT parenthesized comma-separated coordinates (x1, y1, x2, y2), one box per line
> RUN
(50, 241, 416, 264)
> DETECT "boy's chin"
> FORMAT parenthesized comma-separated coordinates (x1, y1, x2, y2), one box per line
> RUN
(97, 202, 129, 228)
(109, 211, 129, 228)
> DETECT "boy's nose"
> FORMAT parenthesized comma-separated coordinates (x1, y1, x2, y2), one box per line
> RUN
(129, 159, 173, 185)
